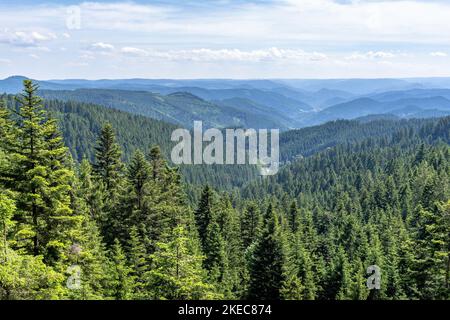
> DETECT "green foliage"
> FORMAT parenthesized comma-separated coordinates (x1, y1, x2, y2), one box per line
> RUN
(147, 226, 218, 300)
(1, 81, 449, 300)
(248, 204, 286, 300)
(107, 239, 134, 300)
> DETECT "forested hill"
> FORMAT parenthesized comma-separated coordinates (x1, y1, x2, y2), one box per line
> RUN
(37, 89, 299, 130)
(1, 93, 448, 191)
(279, 117, 439, 162)
(1, 94, 260, 191)
(244, 116, 450, 200)
(1, 81, 449, 300)
(238, 116, 450, 299)
(1, 93, 179, 162)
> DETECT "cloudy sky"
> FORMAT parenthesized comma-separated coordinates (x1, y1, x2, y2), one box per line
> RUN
(1, 0, 450, 79)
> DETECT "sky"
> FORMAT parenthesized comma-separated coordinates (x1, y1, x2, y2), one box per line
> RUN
(1, 0, 450, 79)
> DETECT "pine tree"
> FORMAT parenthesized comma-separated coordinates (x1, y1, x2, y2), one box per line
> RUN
(147, 226, 218, 299)
(10, 80, 81, 266)
(195, 186, 214, 249)
(288, 201, 299, 233)
(409, 201, 450, 299)
(334, 247, 353, 300)
(127, 225, 148, 299)
(0, 192, 15, 261)
(93, 123, 123, 192)
(148, 145, 166, 181)
(241, 202, 260, 249)
(0, 101, 15, 154)
(107, 239, 133, 300)
(247, 204, 286, 300)
(203, 219, 227, 283)
(93, 123, 124, 245)
(127, 150, 150, 213)
(216, 196, 245, 298)
(78, 158, 104, 221)
(69, 163, 110, 299)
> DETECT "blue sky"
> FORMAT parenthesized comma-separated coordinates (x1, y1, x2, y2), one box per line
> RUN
(1, 0, 450, 79)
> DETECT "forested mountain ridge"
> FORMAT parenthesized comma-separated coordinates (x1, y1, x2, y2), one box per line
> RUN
(303, 96, 450, 126)
(38, 88, 304, 130)
(36, 86, 450, 129)
(240, 116, 450, 299)
(1, 81, 449, 300)
(3, 76, 450, 130)
(2, 92, 445, 190)
(0, 93, 260, 192)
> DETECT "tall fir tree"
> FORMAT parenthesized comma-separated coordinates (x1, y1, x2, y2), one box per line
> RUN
(241, 202, 261, 249)
(247, 204, 286, 300)
(10, 80, 81, 267)
(147, 226, 218, 299)
(93, 123, 124, 245)
(195, 185, 214, 249)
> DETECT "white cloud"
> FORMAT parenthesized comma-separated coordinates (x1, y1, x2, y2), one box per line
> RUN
(90, 42, 115, 51)
(347, 51, 398, 60)
(120, 47, 328, 62)
(45, 0, 450, 45)
(32, 46, 51, 52)
(30, 31, 52, 41)
(0, 29, 56, 47)
(67, 61, 89, 67)
(430, 51, 447, 57)
(121, 47, 149, 57)
(1, 1, 450, 78)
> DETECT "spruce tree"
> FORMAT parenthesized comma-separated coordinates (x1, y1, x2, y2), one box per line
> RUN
(195, 185, 214, 249)
(247, 204, 285, 300)
(148, 145, 166, 181)
(0, 193, 15, 261)
(11, 80, 81, 266)
(107, 239, 133, 300)
(127, 225, 148, 299)
(93, 123, 123, 192)
(241, 202, 260, 249)
(288, 201, 299, 233)
(203, 219, 227, 283)
(93, 123, 124, 245)
(147, 226, 218, 299)
(127, 150, 150, 213)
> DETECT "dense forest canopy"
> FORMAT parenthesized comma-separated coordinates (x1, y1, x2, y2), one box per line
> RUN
(0, 81, 449, 300)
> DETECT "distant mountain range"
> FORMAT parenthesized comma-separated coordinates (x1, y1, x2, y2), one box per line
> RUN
(2, 75, 450, 129)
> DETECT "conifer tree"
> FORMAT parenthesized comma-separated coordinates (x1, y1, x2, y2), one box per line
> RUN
(70, 162, 110, 299)
(203, 219, 227, 283)
(93, 123, 123, 192)
(0, 101, 15, 153)
(107, 239, 133, 300)
(148, 145, 166, 181)
(241, 202, 260, 249)
(93, 123, 124, 245)
(11, 80, 81, 266)
(147, 226, 218, 299)
(215, 196, 244, 297)
(0, 193, 15, 261)
(247, 204, 286, 300)
(127, 225, 148, 299)
(127, 150, 150, 213)
(195, 186, 214, 249)
(288, 201, 299, 233)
